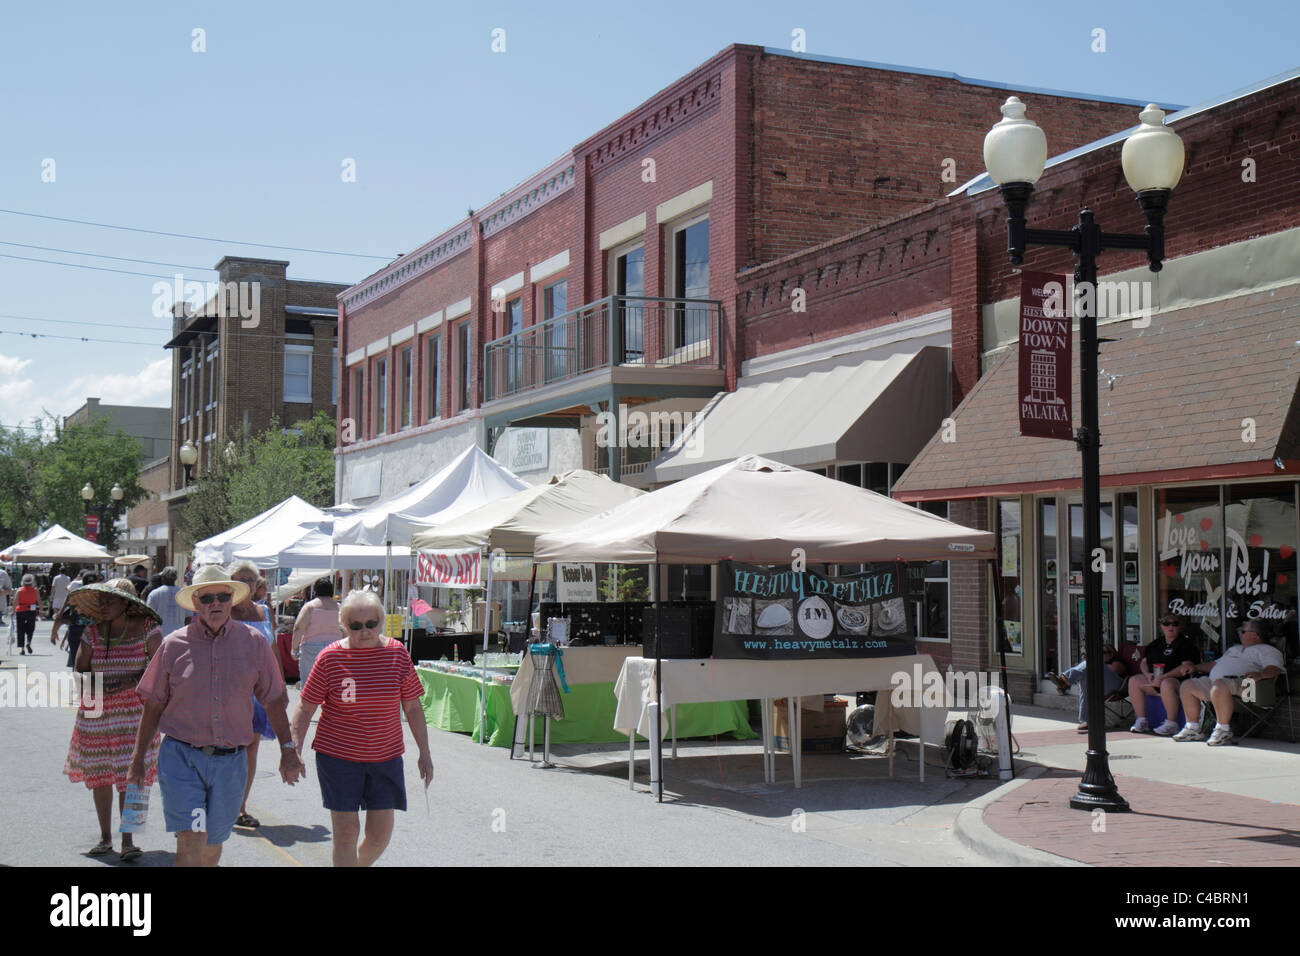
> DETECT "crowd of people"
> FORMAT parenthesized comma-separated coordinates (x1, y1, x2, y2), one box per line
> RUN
(0, 559, 434, 868)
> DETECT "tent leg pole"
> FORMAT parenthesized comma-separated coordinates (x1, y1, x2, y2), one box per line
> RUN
(654, 565, 662, 803)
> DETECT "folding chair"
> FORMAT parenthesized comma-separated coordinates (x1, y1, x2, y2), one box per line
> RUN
(1230, 642, 1296, 742)
(1102, 687, 1133, 728)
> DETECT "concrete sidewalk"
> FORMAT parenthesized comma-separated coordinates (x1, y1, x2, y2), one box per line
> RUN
(956, 704, 1300, 866)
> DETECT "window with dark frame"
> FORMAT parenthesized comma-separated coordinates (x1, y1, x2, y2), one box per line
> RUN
(351, 368, 365, 439)
(426, 333, 441, 421)
(374, 356, 388, 435)
(456, 322, 470, 411)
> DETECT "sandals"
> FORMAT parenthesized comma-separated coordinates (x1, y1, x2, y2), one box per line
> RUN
(235, 812, 260, 828)
(119, 845, 142, 862)
(88, 839, 113, 856)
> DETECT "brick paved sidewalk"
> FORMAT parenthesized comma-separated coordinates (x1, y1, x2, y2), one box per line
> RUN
(983, 769, 1300, 866)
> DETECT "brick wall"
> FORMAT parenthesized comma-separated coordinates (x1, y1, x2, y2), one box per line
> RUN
(748, 52, 1142, 267)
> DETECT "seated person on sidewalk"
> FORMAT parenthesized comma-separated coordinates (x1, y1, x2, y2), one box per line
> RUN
(1129, 615, 1201, 735)
(1048, 647, 1128, 731)
(1172, 620, 1286, 746)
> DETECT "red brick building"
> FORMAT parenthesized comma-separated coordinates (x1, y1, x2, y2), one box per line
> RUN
(336, 44, 1141, 501)
(163, 256, 349, 564)
(889, 68, 1300, 737)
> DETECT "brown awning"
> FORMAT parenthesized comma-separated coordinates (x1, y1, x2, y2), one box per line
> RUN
(892, 283, 1300, 500)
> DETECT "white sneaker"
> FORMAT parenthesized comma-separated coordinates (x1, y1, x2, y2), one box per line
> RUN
(1130, 717, 1150, 733)
(1172, 724, 1206, 742)
(1153, 719, 1180, 736)
(1206, 726, 1235, 747)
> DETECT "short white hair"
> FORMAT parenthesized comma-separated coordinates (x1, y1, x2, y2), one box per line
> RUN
(339, 588, 384, 627)
(227, 560, 260, 579)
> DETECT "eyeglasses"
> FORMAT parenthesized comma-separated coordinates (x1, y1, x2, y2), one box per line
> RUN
(347, 619, 380, 631)
(197, 592, 233, 606)
(1160, 621, 1178, 627)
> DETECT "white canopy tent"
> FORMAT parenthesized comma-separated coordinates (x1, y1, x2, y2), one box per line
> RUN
(193, 496, 328, 566)
(233, 527, 415, 571)
(411, 470, 646, 555)
(533, 455, 1001, 796)
(4, 524, 112, 563)
(332, 445, 529, 548)
(533, 455, 996, 565)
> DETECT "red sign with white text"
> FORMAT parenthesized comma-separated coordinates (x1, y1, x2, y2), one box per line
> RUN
(416, 548, 482, 588)
(85, 514, 99, 543)
(1017, 270, 1073, 441)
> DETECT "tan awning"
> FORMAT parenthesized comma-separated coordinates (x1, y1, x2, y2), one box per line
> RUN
(645, 345, 949, 483)
(892, 283, 1300, 500)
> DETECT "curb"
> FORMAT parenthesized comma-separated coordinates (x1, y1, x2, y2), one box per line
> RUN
(953, 765, 1088, 867)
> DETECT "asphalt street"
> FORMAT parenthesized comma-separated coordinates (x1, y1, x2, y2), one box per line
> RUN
(1, 619, 998, 867)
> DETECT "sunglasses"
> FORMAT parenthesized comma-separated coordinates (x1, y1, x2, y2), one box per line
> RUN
(197, 592, 233, 606)
(1161, 620, 1178, 626)
(348, 619, 380, 631)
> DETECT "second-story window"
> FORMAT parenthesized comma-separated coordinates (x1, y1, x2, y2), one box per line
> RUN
(506, 297, 523, 393)
(399, 345, 413, 429)
(612, 244, 644, 362)
(669, 215, 710, 350)
(351, 368, 365, 438)
(541, 279, 567, 382)
(375, 356, 388, 435)
(426, 333, 441, 421)
(284, 344, 313, 403)
(456, 322, 471, 412)
(206, 340, 219, 407)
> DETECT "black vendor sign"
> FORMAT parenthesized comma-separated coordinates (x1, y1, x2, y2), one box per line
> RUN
(715, 560, 915, 659)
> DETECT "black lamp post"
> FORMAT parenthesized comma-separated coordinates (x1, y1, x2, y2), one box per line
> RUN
(983, 98, 1185, 812)
(81, 482, 125, 549)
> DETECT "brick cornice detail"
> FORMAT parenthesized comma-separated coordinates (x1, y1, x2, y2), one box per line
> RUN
(478, 162, 577, 239)
(586, 74, 723, 175)
(342, 225, 472, 310)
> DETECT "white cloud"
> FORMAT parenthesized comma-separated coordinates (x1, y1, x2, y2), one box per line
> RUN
(0, 355, 33, 378)
(56, 357, 172, 412)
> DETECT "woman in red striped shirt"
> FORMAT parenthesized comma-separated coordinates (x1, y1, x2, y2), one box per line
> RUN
(291, 589, 433, 866)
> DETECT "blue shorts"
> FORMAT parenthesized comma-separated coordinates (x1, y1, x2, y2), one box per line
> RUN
(158, 736, 248, 844)
(316, 752, 406, 813)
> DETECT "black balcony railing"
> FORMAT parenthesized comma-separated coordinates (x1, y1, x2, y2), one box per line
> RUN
(483, 295, 722, 402)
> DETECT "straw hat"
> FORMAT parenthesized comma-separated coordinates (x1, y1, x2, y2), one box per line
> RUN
(176, 565, 251, 611)
(67, 577, 162, 624)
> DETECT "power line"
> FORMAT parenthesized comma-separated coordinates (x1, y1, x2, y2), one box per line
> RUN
(0, 208, 391, 260)
(0, 240, 214, 272)
(0, 328, 158, 346)
(0, 312, 165, 332)
(0, 252, 187, 280)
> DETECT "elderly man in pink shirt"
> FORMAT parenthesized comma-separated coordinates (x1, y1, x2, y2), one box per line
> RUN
(128, 565, 305, 866)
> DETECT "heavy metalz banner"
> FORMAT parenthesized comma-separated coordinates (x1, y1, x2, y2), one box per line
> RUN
(715, 561, 914, 660)
(1017, 270, 1073, 441)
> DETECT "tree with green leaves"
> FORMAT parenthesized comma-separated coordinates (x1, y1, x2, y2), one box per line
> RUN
(178, 411, 336, 549)
(0, 416, 146, 552)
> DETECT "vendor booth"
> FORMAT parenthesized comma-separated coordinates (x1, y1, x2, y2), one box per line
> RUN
(5, 525, 113, 563)
(534, 454, 1001, 794)
(408, 470, 757, 751)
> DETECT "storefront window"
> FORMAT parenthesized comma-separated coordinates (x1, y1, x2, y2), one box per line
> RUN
(1039, 499, 1059, 675)
(666, 565, 711, 601)
(996, 500, 1023, 655)
(1155, 485, 1224, 656)
(1118, 492, 1140, 645)
(1225, 482, 1298, 657)
(915, 501, 949, 641)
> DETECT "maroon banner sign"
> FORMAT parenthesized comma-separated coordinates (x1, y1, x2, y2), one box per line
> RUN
(1017, 270, 1073, 441)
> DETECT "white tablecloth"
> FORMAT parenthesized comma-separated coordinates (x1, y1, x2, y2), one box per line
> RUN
(510, 644, 645, 713)
(612, 654, 949, 744)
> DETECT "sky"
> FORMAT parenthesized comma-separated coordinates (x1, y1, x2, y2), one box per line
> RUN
(2, 0, 1297, 441)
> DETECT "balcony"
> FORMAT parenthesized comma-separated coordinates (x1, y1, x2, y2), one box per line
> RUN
(483, 295, 723, 404)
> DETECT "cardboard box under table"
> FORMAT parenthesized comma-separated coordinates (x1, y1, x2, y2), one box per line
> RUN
(773, 697, 847, 753)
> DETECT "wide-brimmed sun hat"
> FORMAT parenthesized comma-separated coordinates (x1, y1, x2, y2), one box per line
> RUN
(68, 577, 162, 624)
(176, 565, 251, 611)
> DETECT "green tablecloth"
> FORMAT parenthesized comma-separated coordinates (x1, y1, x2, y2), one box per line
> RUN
(417, 667, 755, 748)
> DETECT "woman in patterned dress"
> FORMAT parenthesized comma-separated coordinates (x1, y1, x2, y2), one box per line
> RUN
(63, 577, 163, 861)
